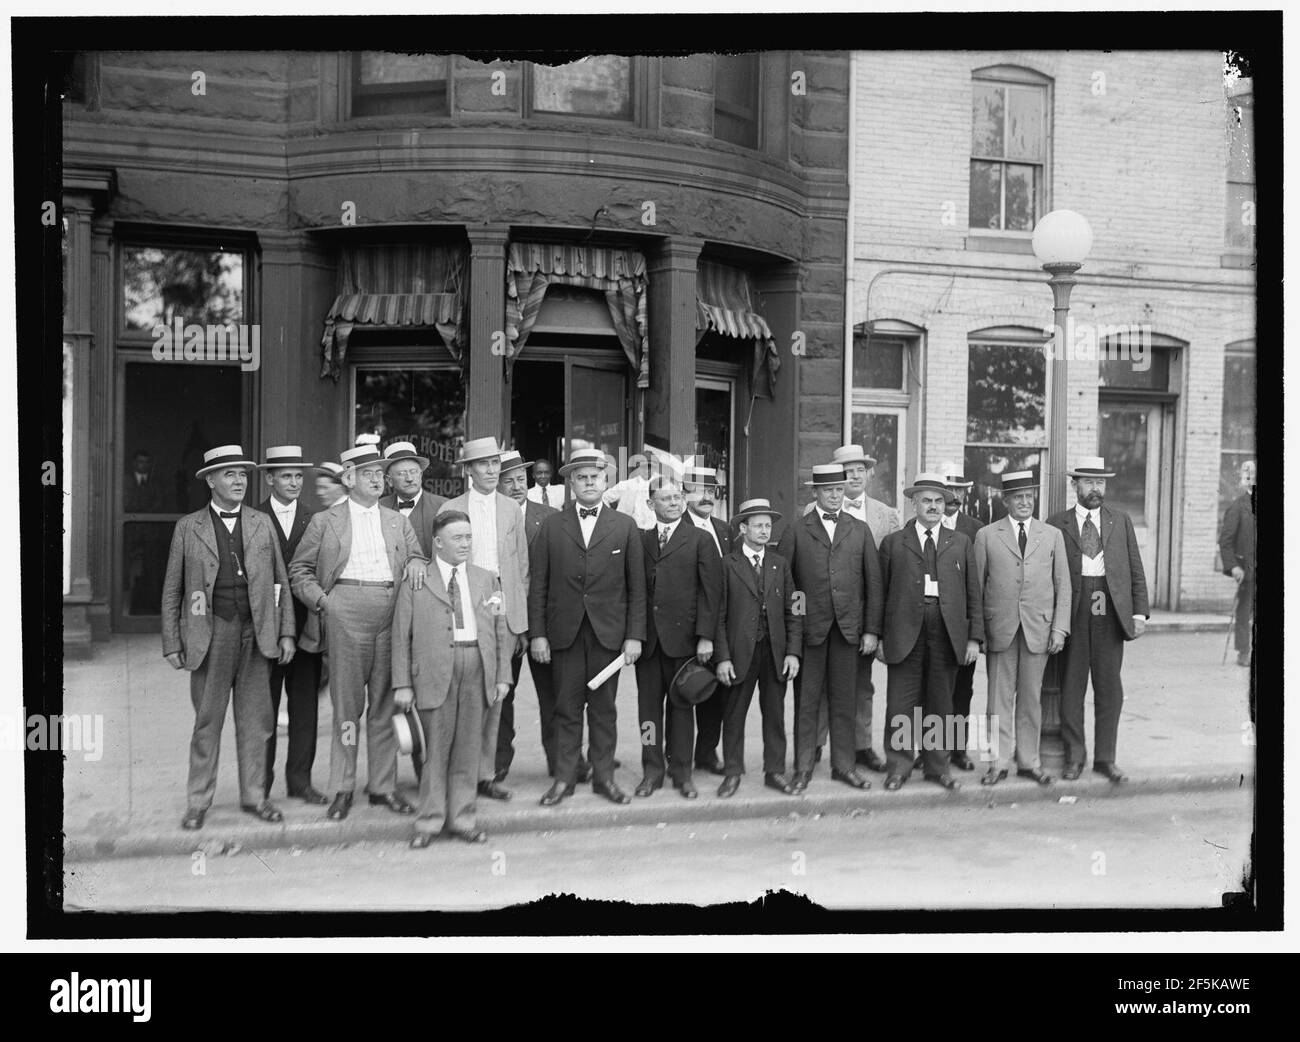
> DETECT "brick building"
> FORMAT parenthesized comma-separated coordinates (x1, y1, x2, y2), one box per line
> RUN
(848, 50, 1254, 611)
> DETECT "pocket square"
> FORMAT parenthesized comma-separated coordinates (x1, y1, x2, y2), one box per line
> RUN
(612, 549, 622, 555)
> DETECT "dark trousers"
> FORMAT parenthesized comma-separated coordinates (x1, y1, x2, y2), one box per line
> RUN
(693, 692, 724, 768)
(550, 617, 620, 787)
(949, 659, 977, 759)
(722, 638, 787, 776)
(264, 649, 321, 797)
(188, 613, 272, 811)
(793, 628, 858, 773)
(1233, 575, 1254, 655)
(1060, 576, 1126, 766)
(497, 650, 587, 779)
(414, 645, 483, 836)
(885, 602, 959, 779)
(636, 647, 696, 784)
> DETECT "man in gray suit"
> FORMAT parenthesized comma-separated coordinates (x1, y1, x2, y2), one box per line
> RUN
(439, 436, 530, 802)
(161, 445, 297, 830)
(973, 471, 1071, 786)
(289, 443, 428, 821)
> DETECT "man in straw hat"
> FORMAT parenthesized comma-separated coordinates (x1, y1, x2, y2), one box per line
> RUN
(161, 445, 298, 830)
(779, 462, 883, 793)
(439, 436, 530, 802)
(253, 445, 326, 804)
(1218, 459, 1255, 668)
(378, 439, 447, 558)
(314, 460, 348, 509)
(973, 470, 1071, 786)
(878, 473, 983, 791)
(1048, 456, 1149, 784)
(936, 461, 984, 773)
(289, 441, 428, 821)
(529, 446, 646, 806)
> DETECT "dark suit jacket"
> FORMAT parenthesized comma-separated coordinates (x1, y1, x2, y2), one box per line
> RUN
(523, 498, 557, 546)
(379, 489, 447, 559)
(949, 511, 983, 543)
(641, 520, 722, 659)
(1049, 505, 1150, 639)
(528, 503, 647, 652)
(715, 546, 804, 679)
(878, 524, 983, 663)
(778, 511, 884, 645)
(255, 497, 318, 637)
(1219, 493, 1255, 578)
(685, 510, 732, 557)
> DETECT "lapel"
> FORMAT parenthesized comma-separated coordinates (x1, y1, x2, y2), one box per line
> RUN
(904, 523, 925, 561)
(560, 503, 587, 550)
(730, 549, 759, 597)
(804, 510, 832, 549)
(1100, 505, 1117, 550)
(659, 517, 692, 560)
(292, 507, 312, 553)
(195, 507, 220, 561)
(327, 500, 353, 581)
(238, 505, 258, 559)
(380, 506, 402, 574)
(493, 493, 513, 557)
(586, 504, 616, 550)
(1057, 509, 1080, 552)
(935, 524, 955, 559)
(997, 516, 1021, 559)
(830, 512, 853, 551)
(427, 559, 451, 606)
(1023, 518, 1047, 561)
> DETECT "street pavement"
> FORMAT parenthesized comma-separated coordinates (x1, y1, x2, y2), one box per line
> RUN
(63, 789, 1252, 911)
(59, 615, 1253, 861)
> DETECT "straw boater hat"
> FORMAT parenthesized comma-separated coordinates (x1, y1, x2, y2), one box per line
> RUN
(256, 445, 313, 471)
(831, 444, 878, 468)
(804, 463, 848, 487)
(195, 444, 257, 479)
(682, 465, 718, 488)
(456, 436, 504, 466)
(381, 440, 430, 472)
(340, 443, 383, 469)
(1067, 455, 1116, 479)
(315, 460, 346, 480)
(937, 460, 973, 489)
(1000, 470, 1037, 494)
(498, 450, 533, 473)
(558, 446, 612, 478)
(903, 472, 958, 502)
(733, 497, 782, 523)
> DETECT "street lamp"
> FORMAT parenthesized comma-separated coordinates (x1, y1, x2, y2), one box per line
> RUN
(1031, 208, 1093, 767)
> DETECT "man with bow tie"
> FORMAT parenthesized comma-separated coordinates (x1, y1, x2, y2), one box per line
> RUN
(1048, 457, 1149, 784)
(379, 440, 447, 557)
(161, 445, 297, 830)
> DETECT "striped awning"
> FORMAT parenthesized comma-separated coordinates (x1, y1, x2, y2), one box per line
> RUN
(695, 260, 780, 398)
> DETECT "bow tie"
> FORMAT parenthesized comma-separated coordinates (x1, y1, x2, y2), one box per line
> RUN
(579, 507, 599, 520)
(822, 512, 840, 524)
(844, 499, 862, 510)
(218, 511, 239, 519)
(397, 500, 416, 510)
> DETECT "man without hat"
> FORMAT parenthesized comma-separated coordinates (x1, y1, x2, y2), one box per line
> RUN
(161, 445, 298, 830)
(1218, 460, 1255, 668)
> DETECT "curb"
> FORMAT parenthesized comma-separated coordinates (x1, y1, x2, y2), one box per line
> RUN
(65, 767, 1252, 862)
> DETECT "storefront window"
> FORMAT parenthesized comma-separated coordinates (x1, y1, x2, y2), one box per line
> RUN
(121, 246, 244, 334)
(965, 336, 1047, 521)
(533, 56, 632, 119)
(353, 366, 467, 499)
(851, 410, 901, 510)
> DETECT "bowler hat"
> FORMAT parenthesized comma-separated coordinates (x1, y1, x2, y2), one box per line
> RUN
(669, 659, 719, 710)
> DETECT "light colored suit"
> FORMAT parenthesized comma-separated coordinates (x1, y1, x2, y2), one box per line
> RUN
(973, 516, 1071, 770)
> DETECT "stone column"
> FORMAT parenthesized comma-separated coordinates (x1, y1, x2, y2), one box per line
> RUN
(645, 237, 704, 456)
(466, 226, 510, 443)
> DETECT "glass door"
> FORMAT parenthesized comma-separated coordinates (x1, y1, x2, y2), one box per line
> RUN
(695, 376, 734, 519)
(1099, 398, 1173, 606)
(566, 361, 628, 462)
(851, 406, 906, 526)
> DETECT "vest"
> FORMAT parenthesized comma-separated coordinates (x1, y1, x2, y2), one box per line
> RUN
(211, 509, 252, 622)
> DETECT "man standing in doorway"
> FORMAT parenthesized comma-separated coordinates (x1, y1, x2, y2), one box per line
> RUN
(527, 458, 565, 510)
(938, 461, 984, 773)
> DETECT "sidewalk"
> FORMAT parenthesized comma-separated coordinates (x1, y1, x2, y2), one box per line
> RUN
(62, 624, 1253, 861)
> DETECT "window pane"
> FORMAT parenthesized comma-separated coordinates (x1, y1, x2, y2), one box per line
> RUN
(969, 161, 1003, 230)
(971, 82, 1004, 156)
(570, 366, 626, 459)
(1221, 353, 1255, 453)
(851, 411, 900, 510)
(354, 368, 467, 499)
(695, 384, 732, 516)
(852, 333, 906, 389)
(534, 56, 631, 118)
(1227, 102, 1253, 183)
(1006, 85, 1043, 160)
(966, 342, 1046, 444)
(1225, 182, 1256, 252)
(715, 52, 758, 110)
(1098, 405, 1150, 526)
(1004, 163, 1036, 230)
(963, 447, 1043, 524)
(715, 109, 758, 148)
(357, 52, 445, 85)
(122, 247, 243, 333)
(1099, 344, 1170, 390)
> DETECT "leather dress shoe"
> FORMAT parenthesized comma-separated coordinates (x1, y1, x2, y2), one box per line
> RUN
(717, 775, 741, 798)
(447, 828, 488, 844)
(981, 768, 1009, 786)
(181, 808, 205, 830)
(924, 773, 961, 791)
(290, 786, 329, 805)
(241, 800, 284, 823)
(369, 792, 415, 814)
(593, 780, 631, 805)
(831, 767, 872, 790)
(884, 774, 904, 791)
(540, 780, 571, 806)
(477, 780, 513, 801)
(950, 751, 976, 771)
(1017, 767, 1054, 786)
(673, 777, 698, 799)
(576, 761, 594, 783)
(1093, 762, 1127, 784)
(327, 792, 353, 820)
(409, 832, 434, 849)
(790, 770, 812, 794)
(1061, 763, 1084, 781)
(856, 748, 887, 772)
(634, 776, 663, 798)
(764, 772, 795, 795)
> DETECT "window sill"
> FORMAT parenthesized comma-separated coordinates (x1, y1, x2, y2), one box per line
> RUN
(965, 234, 1034, 255)
(1220, 252, 1255, 270)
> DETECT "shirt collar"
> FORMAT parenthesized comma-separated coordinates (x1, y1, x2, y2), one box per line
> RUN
(1074, 504, 1097, 526)
(271, 496, 296, 513)
(210, 501, 239, 517)
(397, 489, 421, 505)
(469, 486, 495, 503)
(659, 517, 681, 538)
(348, 496, 379, 515)
(688, 508, 711, 526)
(577, 501, 601, 518)
(1012, 515, 1032, 531)
(435, 556, 459, 585)
(744, 543, 763, 565)
(914, 518, 938, 541)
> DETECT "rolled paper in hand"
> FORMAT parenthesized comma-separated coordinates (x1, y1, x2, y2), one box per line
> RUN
(587, 654, 625, 691)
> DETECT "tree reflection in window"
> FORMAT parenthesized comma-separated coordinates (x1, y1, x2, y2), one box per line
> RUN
(122, 246, 243, 332)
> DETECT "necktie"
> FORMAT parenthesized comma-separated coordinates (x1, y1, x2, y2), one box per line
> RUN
(1018, 521, 1027, 557)
(923, 527, 937, 576)
(659, 525, 670, 550)
(580, 507, 598, 520)
(218, 511, 239, 519)
(1081, 513, 1101, 557)
(822, 512, 839, 524)
(753, 553, 764, 593)
(397, 499, 416, 510)
(447, 566, 465, 629)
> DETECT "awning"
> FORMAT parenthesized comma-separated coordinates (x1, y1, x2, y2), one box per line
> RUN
(695, 260, 780, 398)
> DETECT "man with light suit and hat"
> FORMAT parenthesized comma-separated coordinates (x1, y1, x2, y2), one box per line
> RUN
(161, 445, 298, 830)
(529, 446, 646, 807)
(393, 511, 513, 847)
(439, 437, 530, 803)
(378, 440, 447, 558)
(973, 471, 1071, 786)
(289, 442, 428, 821)
(1048, 456, 1149, 784)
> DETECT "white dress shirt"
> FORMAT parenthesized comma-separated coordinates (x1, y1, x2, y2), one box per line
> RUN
(1075, 504, 1105, 576)
(436, 556, 477, 641)
(655, 516, 682, 550)
(686, 509, 722, 556)
(841, 494, 867, 523)
(1009, 514, 1033, 552)
(577, 501, 602, 546)
(744, 544, 764, 571)
(339, 497, 391, 581)
(467, 486, 500, 574)
(914, 519, 942, 595)
(814, 505, 839, 543)
(270, 496, 297, 540)
(605, 476, 656, 530)
(210, 501, 239, 534)
(528, 483, 565, 509)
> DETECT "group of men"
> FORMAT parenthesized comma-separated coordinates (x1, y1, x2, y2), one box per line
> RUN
(161, 427, 1186, 846)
